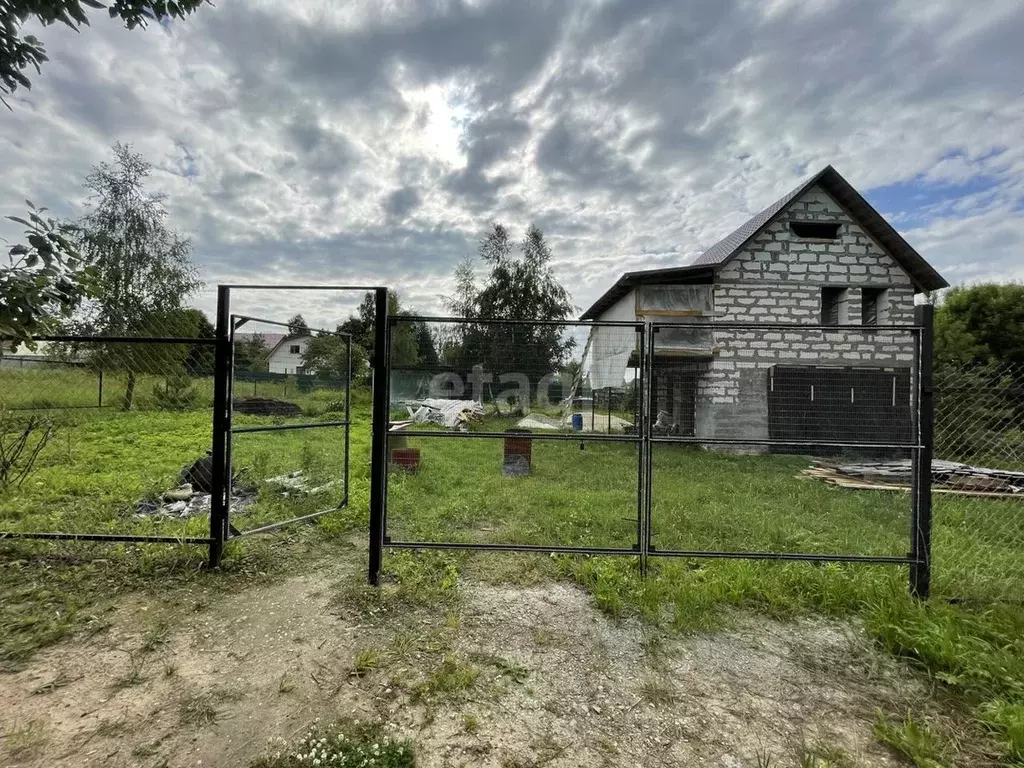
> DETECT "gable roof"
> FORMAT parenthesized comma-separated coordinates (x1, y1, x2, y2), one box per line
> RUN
(690, 164, 947, 291)
(267, 334, 312, 357)
(233, 332, 287, 350)
(581, 165, 947, 320)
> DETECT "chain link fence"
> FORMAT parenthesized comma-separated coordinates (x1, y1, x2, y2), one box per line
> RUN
(1, 322, 218, 543)
(225, 315, 353, 537)
(932, 361, 1024, 602)
(382, 317, 644, 554)
(646, 322, 922, 563)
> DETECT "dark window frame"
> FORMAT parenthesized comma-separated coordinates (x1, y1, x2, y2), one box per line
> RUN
(790, 221, 841, 240)
(861, 287, 887, 326)
(821, 287, 845, 326)
(289, 344, 301, 354)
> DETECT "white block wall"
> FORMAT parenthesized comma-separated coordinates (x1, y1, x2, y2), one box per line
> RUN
(701, 184, 919, 440)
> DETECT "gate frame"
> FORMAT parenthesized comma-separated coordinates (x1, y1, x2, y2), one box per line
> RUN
(369, 316, 648, 584)
(208, 284, 388, 568)
(642, 313, 934, 598)
(368, 309, 934, 599)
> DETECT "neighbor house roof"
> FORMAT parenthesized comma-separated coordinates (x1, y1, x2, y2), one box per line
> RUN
(581, 165, 948, 320)
(266, 334, 312, 357)
(233, 332, 287, 350)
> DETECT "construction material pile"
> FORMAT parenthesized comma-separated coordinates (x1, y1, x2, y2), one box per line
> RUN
(805, 459, 1024, 497)
(404, 399, 485, 430)
(234, 397, 302, 416)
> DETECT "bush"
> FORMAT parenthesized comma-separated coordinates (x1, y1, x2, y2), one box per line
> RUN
(152, 373, 199, 411)
(0, 409, 57, 491)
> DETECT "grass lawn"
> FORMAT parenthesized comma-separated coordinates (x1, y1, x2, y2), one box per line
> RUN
(2, 385, 1024, 764)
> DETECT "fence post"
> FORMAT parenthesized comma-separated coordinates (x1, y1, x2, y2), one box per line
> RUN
(910, 304, 934, 598)
(368, 288, 389, 585)
(98, 368, 104, 408)
(209, 285, 232, 569)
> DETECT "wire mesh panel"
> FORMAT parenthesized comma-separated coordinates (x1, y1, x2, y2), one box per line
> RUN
(931, 361, 1024, 602)
(0, 331, 217, 543)
(647, 322, 921, 561)
(226, 316, 352, 536)
(383, 317, 644, 553)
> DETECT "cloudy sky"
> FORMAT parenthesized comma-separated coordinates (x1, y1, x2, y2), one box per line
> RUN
(2, 0, 1022, 327)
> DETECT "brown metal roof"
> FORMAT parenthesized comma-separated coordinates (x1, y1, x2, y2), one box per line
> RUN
(581, 165, 947, 320)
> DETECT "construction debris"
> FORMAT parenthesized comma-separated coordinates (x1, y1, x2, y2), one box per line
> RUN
(135, 483, 254, 519)
(264, 470, 342, 496)
(234, 397, 302, 416)
(804, 459, 1024, 497)
(515, 414, 562, 430)
(405, 399, 484, 430)
(569, 412, 633, 434)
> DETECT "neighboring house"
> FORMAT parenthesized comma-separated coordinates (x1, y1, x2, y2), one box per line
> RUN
(234, 332, 287, 351)
(0, 341, 86, 369)
(267, 335, 312, 375)
(581, 165, 948, 445)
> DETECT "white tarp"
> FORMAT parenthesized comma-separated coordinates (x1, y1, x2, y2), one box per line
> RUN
(583, 325, 636, 390)
(636, 285, 713, 313)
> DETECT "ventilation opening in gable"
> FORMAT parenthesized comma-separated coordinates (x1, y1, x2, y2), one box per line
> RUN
(790, 222, 841, 240)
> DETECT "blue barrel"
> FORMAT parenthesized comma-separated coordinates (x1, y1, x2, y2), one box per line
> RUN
(571, 413, 584, 431)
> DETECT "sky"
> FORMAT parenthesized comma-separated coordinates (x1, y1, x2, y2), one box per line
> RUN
(2, 0, 1023, 328)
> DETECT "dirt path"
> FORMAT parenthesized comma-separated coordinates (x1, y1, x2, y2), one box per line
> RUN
(0, 565, 924, 767)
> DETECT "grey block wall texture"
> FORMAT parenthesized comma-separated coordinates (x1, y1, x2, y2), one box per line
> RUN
(699, 184, 919, 441)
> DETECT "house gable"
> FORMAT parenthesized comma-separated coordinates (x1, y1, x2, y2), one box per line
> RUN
(715, 183, 917, 325)
(693, 165, 946, 293)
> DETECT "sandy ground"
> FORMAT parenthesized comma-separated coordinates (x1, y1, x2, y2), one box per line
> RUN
(0, 564, 929, 767)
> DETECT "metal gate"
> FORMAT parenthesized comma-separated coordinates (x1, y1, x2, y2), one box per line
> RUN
(642, 312, 932, 599)
(368, 304, 935, 598)
(374, 316, 646, 560)
(207, 285, 384, 566)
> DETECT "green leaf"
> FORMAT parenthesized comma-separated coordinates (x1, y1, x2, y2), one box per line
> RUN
(9, 244, 29, 256)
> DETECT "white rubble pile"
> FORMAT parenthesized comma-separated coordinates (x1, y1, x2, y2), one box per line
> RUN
(405, 398, 485, 430)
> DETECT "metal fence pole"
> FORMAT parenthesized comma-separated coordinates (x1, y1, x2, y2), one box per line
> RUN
(368, 288, 389, 585)
(642, 323, 656, 576)
(910, 304, 934, 598)
(344, 333, 352, 508)
(98, 368, 104, 408)
(209, 285, 232, 569)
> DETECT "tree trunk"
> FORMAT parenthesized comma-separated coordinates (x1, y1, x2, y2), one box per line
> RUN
(123, 370, 136, 411)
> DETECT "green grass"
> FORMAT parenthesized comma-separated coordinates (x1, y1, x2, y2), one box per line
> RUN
(384, 430, 1024, 763)
(2, 373, 1024, 763)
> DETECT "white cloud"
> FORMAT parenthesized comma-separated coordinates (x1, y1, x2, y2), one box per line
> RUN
(2, 0, 1023, 328)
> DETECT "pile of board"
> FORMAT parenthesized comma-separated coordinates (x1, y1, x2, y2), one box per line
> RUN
(804, 459, 1024, 498)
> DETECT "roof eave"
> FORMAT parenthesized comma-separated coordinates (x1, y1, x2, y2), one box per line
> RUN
(580, 265, 714, 320)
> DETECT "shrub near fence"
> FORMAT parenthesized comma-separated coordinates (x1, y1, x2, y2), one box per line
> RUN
(932, 361, 1024, 602)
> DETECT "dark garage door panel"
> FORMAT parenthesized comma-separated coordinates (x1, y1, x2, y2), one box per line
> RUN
(767, 365, 912, 445)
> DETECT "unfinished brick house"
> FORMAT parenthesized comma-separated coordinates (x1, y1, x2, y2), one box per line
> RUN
(580, 165, 948, 445)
